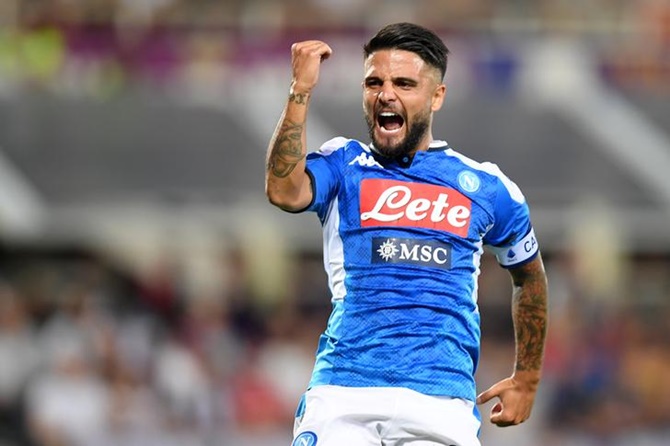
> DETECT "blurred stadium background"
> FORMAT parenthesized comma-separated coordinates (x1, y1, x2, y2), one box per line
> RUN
(0, 0, 669, 445)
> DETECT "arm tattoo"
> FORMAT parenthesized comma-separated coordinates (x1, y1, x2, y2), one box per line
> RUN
(289, 92, 308, 105)
(268, 119, 305, 178)
(510, 258, 548, 372)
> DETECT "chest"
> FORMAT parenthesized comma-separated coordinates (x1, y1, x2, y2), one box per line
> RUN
(338, 161, 494, 241)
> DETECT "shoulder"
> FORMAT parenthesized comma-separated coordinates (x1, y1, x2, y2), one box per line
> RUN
(443, 147, 525, 204)
(314, 137, 368, 156)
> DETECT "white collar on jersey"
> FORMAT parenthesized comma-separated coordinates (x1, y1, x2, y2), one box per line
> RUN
(428, 140, 449, 151)
(369, 139, 449, 155)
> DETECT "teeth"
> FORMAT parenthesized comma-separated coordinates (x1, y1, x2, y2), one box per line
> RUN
(379, 112, 398, 117)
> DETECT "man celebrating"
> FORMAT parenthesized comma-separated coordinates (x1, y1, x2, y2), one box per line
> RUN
(265, 22, 548, 446)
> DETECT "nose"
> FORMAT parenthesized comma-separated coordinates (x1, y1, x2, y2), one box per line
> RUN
(378, 81, 397, 103)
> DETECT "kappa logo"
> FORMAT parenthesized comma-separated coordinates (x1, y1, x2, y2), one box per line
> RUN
(349, 152, 383, 169)
(360, 179, 472, 237)
(373, 237, 452, 270)
(292, 431, 318, 446)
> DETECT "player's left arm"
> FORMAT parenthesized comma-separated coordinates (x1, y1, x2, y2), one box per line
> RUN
(477, 253, 548, 427)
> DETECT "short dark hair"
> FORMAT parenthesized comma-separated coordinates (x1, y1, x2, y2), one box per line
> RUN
(363, 22, 449, 80)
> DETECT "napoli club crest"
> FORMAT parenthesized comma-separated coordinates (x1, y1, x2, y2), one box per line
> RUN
(458, 170, 481, 193)
(292, 431, 318, 446)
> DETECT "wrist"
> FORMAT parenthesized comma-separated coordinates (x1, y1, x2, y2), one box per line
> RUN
(288, 90, 310, 106)
(512, 369, 541, 390)
(289, 81, 313, 97)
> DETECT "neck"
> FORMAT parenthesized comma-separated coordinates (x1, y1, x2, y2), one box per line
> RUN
(413, 132, 434, 154)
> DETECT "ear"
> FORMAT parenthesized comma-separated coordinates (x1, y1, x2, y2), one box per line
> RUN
(431, 83, 446, 112)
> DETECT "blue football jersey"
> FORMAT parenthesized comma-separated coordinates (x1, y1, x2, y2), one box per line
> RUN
(300, 137, 539, 402)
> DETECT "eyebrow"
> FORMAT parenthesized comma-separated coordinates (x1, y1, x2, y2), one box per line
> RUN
(364, 76, 419, 86)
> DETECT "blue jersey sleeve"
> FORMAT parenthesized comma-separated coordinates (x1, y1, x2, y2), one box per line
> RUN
(304, 137, 347, 222)
(483, 171, 539, 268)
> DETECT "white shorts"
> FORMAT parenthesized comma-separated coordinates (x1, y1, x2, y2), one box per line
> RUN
(292, 385, 481, 446)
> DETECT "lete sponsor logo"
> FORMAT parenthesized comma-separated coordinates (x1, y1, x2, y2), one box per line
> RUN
(360, 179, 472, 237)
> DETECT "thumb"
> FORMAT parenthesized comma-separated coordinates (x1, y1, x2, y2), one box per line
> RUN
(476, 381, 505, 405)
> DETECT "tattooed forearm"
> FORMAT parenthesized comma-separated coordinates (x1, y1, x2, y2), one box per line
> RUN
(509, 257, 548, 372)
(268, 119, 306, 178)
(289, 92, 308, 105)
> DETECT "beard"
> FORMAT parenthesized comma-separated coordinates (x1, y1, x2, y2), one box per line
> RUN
(365, 109, 431, 159)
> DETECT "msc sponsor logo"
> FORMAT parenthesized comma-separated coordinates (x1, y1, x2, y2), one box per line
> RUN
(360, 179, 472, 237)
(372, 237, 452, 270)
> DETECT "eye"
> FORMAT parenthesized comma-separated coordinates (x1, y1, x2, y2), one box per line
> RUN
(364, 78, 382, 88)
(395, 79, 416, 89)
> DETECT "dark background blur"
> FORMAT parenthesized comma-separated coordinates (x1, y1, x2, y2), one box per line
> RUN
(0, 1, 669, 445)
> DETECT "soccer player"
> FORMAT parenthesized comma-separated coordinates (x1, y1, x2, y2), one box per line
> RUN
(265, 22, 548, 446)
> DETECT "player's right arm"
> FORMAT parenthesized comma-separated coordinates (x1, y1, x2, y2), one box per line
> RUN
(265, 40, 332, 212)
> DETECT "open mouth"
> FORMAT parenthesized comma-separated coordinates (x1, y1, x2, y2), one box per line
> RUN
(377, 111, 405, 133)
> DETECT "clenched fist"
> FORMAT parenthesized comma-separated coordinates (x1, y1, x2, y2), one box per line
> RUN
(290, 40, 333, 95)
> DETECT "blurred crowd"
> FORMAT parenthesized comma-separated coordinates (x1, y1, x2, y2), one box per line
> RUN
(0, 0, 668, 99)
(0, 241, 325, 446)
(0, 236, 668, 446)
(0, 0, 665, 31)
